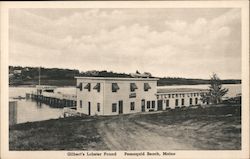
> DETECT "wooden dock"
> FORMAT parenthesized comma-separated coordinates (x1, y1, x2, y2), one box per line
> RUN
(27, 92, 77, 108)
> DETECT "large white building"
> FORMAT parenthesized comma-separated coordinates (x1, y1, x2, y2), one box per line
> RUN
(76, 77, 158, 116)
(75, 77, 208, 116)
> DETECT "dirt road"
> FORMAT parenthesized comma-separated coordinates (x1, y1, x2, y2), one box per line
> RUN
(96, 106, 241, 150)
(97, 115, 195, 150)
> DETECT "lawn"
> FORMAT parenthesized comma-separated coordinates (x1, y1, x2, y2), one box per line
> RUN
(9, 105, 241, 150)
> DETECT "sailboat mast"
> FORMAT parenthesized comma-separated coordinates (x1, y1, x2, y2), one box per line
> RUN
(39, 67, 41, 86)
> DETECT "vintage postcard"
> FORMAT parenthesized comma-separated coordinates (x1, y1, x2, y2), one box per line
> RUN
(1, 1, 249, 159)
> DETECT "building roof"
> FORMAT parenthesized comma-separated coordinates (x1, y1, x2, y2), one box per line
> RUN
(75, 76, 159, 81)
(157, 88, 208, 94)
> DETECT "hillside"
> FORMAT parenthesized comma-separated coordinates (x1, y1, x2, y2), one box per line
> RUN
(9, 66, 241, 86)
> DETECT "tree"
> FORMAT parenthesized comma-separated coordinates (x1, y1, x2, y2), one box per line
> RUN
(201, 73, 228, 104)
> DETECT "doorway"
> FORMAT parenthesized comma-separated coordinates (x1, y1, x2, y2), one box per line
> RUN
(141, 99, 145, 112)
(118, 100, 123, 114)
(157, 100, 163, 110)
(88, 102, 91, 115)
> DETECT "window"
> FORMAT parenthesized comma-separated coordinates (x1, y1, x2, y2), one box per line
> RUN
(195, 98, 198, 105)
(147, 101, 151, 109)
(93, 83, 101, 92)
(181, 99, 184, 106)
(175, 99, 178, 106)
(166, 100, 169, 107)
(130, 83, 138, 92)
(176, 94, 178, 98)
(130, 102, 135, 111)
(190, 98, 193, 105)
(84, 83, 91, 92)
(172, 94, 175, 98)
(168, 94, 171, 98)
(112, 83, 119, 92)
(80, 100, 82, 108)
(182, 94, 185, 97)
(112, 103, 117, 112)
(152, 101, 155, 108)
(144, 83, 151, 91)
(97, 103, 100, 112)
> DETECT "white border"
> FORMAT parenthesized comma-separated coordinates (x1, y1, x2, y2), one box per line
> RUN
(1, 1, 249, 159)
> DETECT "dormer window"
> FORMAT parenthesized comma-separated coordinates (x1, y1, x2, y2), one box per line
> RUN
(130, 83, 138, 92)
(84, 83, 91, 92)
(112, 83, 119, 92)
(93, 83, 101, 92)
(144, 83, 151, 91)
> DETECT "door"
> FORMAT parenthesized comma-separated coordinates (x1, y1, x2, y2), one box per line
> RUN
(88, 102, 91, 115)
(118, 100, 123, 114)
(157, 100, 163, 110)
(141, 99, 145, 112)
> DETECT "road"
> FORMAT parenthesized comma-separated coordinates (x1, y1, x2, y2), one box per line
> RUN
(97, 114, 195, 150)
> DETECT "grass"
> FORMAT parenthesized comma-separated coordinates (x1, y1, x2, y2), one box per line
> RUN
(9, 117, 107, 150)
(9, 104, 241, 150)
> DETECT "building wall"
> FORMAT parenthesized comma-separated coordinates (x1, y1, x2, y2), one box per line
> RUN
(103, 80, 157, 115)
(76, 79, 104, 115)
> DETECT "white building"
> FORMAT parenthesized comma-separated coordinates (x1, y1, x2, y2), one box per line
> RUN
(75, 77, 209, 116)
(76, 77, 158, 116)
(156, 88, 209, 110)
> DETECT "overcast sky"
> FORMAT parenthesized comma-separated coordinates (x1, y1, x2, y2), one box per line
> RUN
(9, 8, 241, 79)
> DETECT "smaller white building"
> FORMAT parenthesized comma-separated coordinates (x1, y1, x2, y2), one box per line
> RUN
(156, 88, 209, 110)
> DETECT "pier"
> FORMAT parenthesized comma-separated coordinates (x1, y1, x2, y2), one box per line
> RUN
(27, 85, 77, 108)
(28, 92, 76, 108)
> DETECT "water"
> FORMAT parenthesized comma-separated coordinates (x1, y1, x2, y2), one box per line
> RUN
(9, 86, 76, 124)
(9, 84, 241, 124)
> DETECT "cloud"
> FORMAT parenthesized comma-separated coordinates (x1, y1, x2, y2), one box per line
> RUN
(9, 8, 241, 79)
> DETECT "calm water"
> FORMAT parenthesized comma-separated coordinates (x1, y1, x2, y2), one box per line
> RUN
(9, 84, 241, 124)
(9, 86, 76, 124)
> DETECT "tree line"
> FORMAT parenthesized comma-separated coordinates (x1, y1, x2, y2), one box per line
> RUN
(9, 66, 241, 86)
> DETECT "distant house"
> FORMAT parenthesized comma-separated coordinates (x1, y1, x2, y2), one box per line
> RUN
(13, 70, 22, 75)
(9, 73, 14, 78)
(75, 77, 209, 116)
(85, 70, 99, 76)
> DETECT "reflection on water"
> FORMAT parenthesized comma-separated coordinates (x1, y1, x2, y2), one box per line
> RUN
(9, 84, 241, 124)
(15, 99, 64, 124)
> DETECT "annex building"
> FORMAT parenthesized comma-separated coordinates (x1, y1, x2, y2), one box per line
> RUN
(75, 77, 208, 116)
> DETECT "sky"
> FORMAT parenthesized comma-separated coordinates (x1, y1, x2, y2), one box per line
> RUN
(9, 8, 241, 79)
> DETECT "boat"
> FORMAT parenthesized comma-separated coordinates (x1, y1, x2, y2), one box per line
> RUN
(12, 96, 26, 100)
